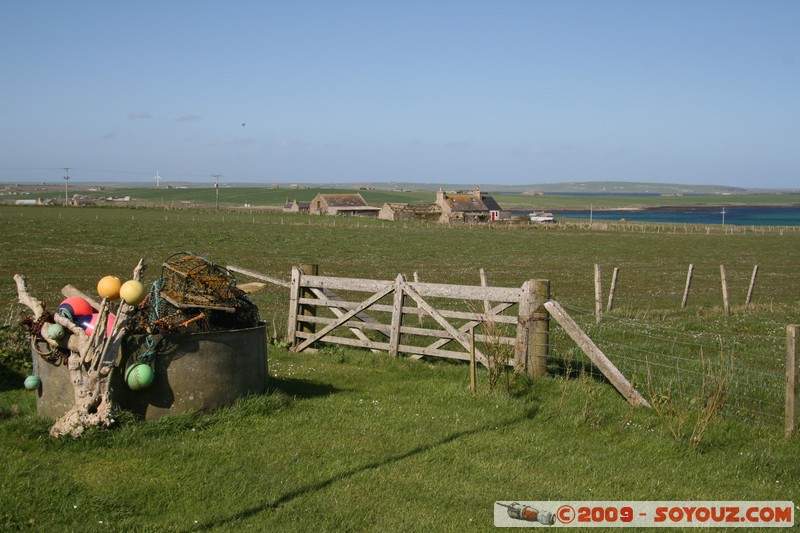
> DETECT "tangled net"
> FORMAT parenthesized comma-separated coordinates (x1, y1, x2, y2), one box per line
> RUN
(131, 252, 260, 335)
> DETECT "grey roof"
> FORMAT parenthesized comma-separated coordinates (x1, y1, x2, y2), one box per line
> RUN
(318, 194, 368, 207)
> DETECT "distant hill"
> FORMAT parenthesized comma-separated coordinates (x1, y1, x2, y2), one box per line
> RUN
(4, 180, 789, 195)
(339, 181, 751, 195)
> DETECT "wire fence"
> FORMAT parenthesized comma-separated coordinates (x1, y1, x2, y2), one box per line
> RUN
(548, 301, 787, 427)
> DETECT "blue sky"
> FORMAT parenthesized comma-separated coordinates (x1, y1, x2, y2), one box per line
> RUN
(1, 1, 798, 187)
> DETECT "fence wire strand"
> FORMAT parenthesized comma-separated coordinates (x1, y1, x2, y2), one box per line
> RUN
(550, 302, 786, 425)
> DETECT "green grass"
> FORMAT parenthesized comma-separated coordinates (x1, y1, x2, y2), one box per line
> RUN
(2, 347, 799, 531)
(1, 205, 799, 530)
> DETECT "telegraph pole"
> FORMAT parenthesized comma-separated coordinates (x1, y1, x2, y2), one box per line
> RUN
(63, 168, 70, 206)
(212, 174, 222, 211)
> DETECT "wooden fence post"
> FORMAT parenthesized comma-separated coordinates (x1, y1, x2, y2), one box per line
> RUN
(413, 271, 424, 325)
(516, 280, 550, 378)
(786, 325, 799, 439)
(746, 264, 759, 305)
(720, 264, 730, 316)
(470, 325, 477, 394)
(594, 264, 603, 324)
(287, 267, 301, 347)
(532, 280, 550, 378)
(300, 263, 318, 334)
(515, 281, 531, 372)
(479, 268, 491, 316)
(389, 274, 405, 357)
(607, 267, 619, 312)
(682, 263, 694, 308)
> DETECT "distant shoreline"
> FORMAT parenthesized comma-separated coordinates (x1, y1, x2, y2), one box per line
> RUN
(538, 205, 800, 227)
(552, 203, 800, 213)
(546, 204, 800, 212)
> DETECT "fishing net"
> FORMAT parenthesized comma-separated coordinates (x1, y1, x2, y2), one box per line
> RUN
(131, 252, 260, 335)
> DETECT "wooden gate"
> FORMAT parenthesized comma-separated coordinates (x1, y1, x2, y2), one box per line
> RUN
(286, 266, 549, 372)
(230, 264, 647, 404)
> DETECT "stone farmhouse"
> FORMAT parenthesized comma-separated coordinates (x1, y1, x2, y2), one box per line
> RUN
(378, 202, 442, 222)
(309, 193, 381, 217)
(378, 188, 509, 224)
(282, 199, 311, 213)
(434, 188, 509, 223)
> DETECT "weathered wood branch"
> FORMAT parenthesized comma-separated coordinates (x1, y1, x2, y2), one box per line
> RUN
(226, 265, 291, 288)
(61, 284, 102, 310)
(15, 259, 147, 438)
(14, 274, 45, 319)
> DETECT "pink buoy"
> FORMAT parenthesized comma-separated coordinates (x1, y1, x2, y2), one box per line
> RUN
(57, 297, 93, 319)
(82, 313, 116, 337)
(76, 314, 93, 330)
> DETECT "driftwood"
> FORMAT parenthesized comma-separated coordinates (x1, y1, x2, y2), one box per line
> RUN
(14, 259, 146, 438)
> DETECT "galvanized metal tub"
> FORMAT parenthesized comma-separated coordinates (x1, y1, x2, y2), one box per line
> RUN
(34, 322, 269, 421)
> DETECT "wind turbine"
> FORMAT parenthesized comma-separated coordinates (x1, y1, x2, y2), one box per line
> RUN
(154, 170, 161, 188)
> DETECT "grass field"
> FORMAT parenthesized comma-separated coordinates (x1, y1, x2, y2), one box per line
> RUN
(1, 205, 799, 530)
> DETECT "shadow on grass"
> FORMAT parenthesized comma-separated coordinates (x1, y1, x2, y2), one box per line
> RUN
(548, 357, 612, 385)
(267, 376, 346, 399)
(0, 365, 25, 393)
(187, 406, 539, 532)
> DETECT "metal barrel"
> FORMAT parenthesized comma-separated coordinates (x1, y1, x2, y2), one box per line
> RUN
(34, 322, 269, 421)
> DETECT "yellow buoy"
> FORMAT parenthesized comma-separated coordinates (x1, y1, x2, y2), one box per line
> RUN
(119, 280, 146, 306)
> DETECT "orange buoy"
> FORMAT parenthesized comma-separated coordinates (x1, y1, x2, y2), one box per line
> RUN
(97, 275, 122, 300)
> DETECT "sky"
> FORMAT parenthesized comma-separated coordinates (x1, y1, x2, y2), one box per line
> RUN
(1, 1, 798, 188)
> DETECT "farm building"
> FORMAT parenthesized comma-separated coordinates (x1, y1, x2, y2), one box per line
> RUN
(283, 199, 311, 213)
(69, 195, 97, 207)
(378, 202, 442, 222)
(14, 199, 41, 206)
(435, 188, 510, 223)
(309, 193, 381, 217)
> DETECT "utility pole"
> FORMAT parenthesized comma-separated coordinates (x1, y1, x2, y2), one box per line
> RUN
(63, 168, 70, 206)
(212, 174, 222, 211)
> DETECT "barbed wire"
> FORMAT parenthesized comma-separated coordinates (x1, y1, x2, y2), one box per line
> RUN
(549, 300, 788, 426)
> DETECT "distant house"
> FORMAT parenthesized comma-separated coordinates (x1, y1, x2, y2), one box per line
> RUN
(378, 202, 442, 222)
(14, 199, 40, 206)
(434, 188, 509, 223)
(283, 199, 311, 213)
(69, 195, 96, 207)
(309, 193, 381, 217)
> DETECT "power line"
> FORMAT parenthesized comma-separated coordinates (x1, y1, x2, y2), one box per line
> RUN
(212, 174, 222, 211)
(63, 167, 70, 206)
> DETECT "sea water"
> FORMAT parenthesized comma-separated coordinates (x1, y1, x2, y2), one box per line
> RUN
(547, 206, 800, 227)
